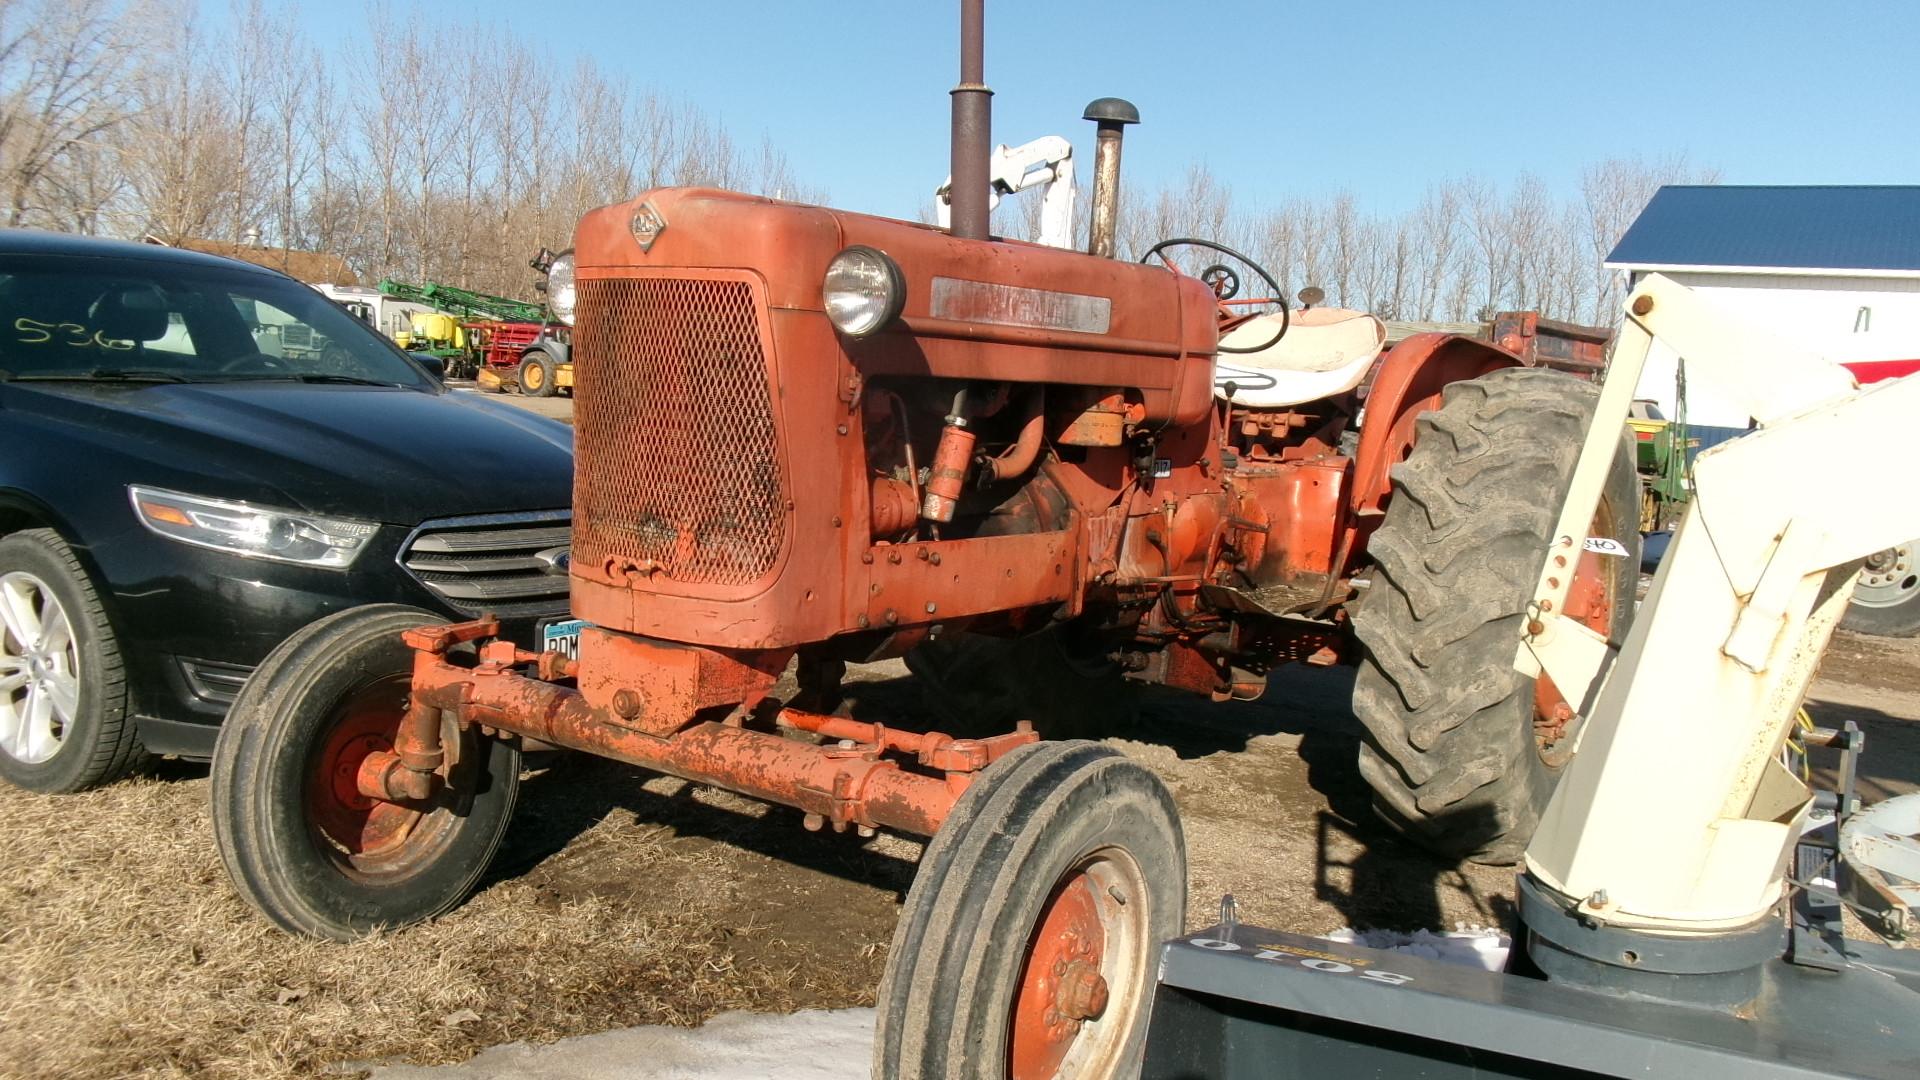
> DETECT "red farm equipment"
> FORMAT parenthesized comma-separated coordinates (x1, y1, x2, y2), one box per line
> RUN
(210, 4, 1638, 1077)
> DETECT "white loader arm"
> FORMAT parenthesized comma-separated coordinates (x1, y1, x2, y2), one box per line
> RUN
(1519, 274, 1920, 932)
(936, 135, 1076, 248)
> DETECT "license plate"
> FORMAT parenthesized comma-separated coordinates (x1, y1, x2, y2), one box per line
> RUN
(541, 618, 588, 659)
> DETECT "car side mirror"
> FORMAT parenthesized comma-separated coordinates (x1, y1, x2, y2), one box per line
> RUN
(409, 351, 447, 382)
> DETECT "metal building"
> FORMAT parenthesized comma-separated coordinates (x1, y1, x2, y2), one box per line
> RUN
(1607, 185, 1920, 440)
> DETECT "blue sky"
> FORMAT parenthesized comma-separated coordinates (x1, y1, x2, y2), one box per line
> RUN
(287, 1, 1919, 219)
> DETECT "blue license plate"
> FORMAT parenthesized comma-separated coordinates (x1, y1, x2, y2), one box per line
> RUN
(540, 618, 588, 659)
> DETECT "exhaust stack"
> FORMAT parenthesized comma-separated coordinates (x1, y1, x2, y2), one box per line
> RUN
(1082, 97, 1139, 259)
(948, 0, 992, 240)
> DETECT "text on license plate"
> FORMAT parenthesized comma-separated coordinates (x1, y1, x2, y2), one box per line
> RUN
(541, 618, 588, 660)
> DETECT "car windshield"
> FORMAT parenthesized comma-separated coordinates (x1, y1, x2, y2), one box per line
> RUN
(0, 253, 434, 389)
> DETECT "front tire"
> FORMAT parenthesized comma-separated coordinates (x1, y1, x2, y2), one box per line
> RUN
(0, 528, 144, 792)
(1351, 368, 1639, 864)
(875, 742, 1185, 1080)
(211, 604, 520, 940)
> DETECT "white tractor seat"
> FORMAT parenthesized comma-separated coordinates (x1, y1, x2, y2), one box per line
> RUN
(1213, 307, 1387, 408)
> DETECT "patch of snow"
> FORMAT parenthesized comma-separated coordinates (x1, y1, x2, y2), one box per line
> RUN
(1324, 925, 1511, 972)
(365, 1008, 876, 1080)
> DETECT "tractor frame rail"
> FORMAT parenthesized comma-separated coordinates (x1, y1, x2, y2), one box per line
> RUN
(359, 617, 1036, 839)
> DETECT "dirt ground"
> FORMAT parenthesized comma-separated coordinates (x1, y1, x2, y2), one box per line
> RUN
(2, 626, 1914, 1079)
(4, 388, 1915, 1077)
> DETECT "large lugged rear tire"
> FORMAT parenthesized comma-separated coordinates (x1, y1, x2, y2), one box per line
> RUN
(875, 742, 1185, 1080)
(1351, 367, 1639, 865)
(211, 604, 520, 939)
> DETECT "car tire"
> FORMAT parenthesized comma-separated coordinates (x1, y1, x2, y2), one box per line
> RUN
(0, 528, 145, 792)
(518, 350, 558, 398)
(211, 604, 520, 940)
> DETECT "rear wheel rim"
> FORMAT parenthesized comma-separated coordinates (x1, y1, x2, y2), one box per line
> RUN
(523, 362, 544, 390)
(304, 674, 460, 882)
(1009, 848, 1151, 1080)
(0, 571, 79, 765)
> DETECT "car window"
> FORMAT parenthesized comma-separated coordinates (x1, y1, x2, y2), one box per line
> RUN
(0, 254, 434, 388)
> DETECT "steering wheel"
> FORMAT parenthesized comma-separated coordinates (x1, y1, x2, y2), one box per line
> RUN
(217, 352, 291, 374)
(1141, 237, 1289, 354)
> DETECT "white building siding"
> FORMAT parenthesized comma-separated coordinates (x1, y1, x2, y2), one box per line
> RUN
(1632, 271, 1920, 429)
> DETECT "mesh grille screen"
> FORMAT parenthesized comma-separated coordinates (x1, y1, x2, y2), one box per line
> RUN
(573, 277, 785, 587)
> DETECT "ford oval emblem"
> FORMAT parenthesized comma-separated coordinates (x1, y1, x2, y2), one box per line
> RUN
(534, 546, 572, 575)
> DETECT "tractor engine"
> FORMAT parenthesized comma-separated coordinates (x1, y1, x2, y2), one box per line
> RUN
(562, 186, 1356, 702)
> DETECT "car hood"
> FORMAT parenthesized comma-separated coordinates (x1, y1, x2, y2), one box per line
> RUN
(4, 381, 574, 523)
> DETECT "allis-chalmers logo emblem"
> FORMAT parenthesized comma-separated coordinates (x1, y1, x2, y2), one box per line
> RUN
(631, 201, 667, 252)
(534, 547, 571, 575)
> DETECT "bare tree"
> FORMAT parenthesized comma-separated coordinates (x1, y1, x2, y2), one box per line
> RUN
(1380, 215, 1417, 320)
(0, 0, 156, 227)
(1578, 154, 1718, 322)
(0, 0, 1726, 314)
(1462, 175, 1512, 319)
(117, 13, 254, 243)
(1411, 181, 1461, 319)
(1323, 192, 1361, 307)
(1120, 163, 1236, 262)
(1504, 173, 1553, 312)
(301, 55, 345, 258)
(262, 16, 315, 258)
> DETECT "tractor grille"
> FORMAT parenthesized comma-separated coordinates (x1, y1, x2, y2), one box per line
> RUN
(573, 275, 786, 587)
(399, 511, 572, 618)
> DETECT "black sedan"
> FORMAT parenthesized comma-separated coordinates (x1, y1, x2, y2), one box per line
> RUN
(0, 232, 574, 792)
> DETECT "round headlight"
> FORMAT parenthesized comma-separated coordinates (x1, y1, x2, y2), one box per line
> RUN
(823, 246, 905, 337)
(547, 250, 576, 326)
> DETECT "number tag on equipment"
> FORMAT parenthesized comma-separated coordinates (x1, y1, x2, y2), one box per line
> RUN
(541, 618, 588, 659)
(1584, 537, 1630, 557)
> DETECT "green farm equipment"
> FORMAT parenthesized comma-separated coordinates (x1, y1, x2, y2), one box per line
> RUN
(376, 279, 546, 324)
(376, 280, 564, 388)
(1629, 388, 1694, 535)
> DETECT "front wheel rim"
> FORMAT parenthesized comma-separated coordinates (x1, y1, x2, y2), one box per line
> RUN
(1009, 847, 1152, 1080)
(1854, 545, 1919, 609)
(0, 571, 80, 765)
(303, 675, 462, 883)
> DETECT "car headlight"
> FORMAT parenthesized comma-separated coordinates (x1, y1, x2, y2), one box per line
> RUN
(823, 246, 905, 337)
(547, 250, 576, 326)
(128, 486, 376, 569)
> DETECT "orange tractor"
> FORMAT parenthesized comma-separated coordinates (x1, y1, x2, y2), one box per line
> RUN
(210, 3, 1636, 1076)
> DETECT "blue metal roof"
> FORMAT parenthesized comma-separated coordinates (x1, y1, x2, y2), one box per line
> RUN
(1605, 186, 1920, 273)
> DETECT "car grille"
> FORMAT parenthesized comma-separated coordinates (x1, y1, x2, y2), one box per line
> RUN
(398, 511, 572, 618)
(572, 274, 787, 588)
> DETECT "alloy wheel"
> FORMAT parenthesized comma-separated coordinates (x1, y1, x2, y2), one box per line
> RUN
(0, 571, 81, 764)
